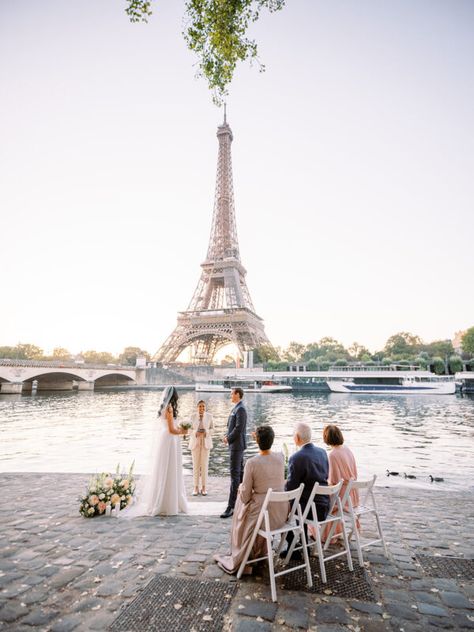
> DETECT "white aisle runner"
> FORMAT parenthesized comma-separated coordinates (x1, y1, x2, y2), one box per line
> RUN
(186, 501, 227, 516)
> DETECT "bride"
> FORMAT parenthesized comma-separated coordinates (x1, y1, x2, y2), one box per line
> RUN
(122, 385, 189, 517)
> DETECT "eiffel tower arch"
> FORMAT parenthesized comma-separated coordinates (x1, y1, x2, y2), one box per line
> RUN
(155, 113, 271, 365)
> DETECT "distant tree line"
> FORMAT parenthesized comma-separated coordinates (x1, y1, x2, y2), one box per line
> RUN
(254, 327, 474, 375)
(1, 327, 473, 373)
(0, 345, 150, 367)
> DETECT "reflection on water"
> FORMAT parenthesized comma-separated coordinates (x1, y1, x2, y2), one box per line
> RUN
(0, 390, 473, 491)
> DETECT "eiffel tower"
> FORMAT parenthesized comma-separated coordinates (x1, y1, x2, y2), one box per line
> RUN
(155, 111, 271, 364)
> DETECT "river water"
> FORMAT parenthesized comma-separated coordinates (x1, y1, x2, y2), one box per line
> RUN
(1, 390, 473, 492)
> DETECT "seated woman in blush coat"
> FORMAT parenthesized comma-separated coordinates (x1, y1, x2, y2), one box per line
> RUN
(214, 425, 288, 575)
(319, 424, 359, 542)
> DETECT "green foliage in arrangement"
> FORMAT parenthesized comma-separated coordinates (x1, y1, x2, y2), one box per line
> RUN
(124, 0, 286, 104)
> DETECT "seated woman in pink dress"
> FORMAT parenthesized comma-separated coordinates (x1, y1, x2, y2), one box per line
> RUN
(321, 424, 359, 542)
(214, 425, 288, 575)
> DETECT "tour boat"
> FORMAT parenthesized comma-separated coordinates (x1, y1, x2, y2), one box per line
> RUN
(327, 372, 455, 395)
(195, 379, 292, 393)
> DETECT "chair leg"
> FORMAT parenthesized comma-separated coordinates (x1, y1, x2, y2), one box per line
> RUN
(299, 525, 313, 588)
(374, 511, 388, 556)
(313, 524, 326, 583)
(284, 529, 299, 564)
(340, 518, 353, 572)
(266, 535, 277, 602)
(350, 514, 364, 566)
(275, 533, 287, 556)
(323, 521, 337, 551)
(370, 492, 388, 556)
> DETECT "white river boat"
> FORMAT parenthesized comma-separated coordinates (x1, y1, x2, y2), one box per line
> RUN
(195, 379, 292, 394)
(327, 372, 455, 395)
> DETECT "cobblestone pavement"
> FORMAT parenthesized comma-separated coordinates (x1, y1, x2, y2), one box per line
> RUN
(1, 473, 473, 631)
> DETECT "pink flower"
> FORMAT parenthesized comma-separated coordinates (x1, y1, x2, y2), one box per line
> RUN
(111, 493, 120, 505)
(104, 477, 114, 488)
(89, 495, 99, 506)
(121, 479, 129, 489)
(97, 501, 107, 514)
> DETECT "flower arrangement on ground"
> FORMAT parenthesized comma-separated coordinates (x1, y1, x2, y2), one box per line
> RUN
(79, 462, 136, 518)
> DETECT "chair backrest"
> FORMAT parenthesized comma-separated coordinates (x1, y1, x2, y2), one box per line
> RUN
(256, 484, 304, 533)
(267, 485, 304, 504)
(343, 474, 376, 509)
(303, 480, 342, 521)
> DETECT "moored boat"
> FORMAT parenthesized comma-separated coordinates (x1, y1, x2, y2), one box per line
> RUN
(327, 373, 455, 395)
(455, 372, 474, 394)
(195, 379, 292, 393)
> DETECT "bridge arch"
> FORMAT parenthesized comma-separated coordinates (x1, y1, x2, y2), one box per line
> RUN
(94, 373, 135, 388)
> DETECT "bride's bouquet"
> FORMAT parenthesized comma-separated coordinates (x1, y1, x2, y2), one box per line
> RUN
(179, 421, 192, 432)
(79, 462, 136, 518)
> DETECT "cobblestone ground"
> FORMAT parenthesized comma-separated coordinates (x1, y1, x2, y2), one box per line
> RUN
(0, 473, 473, 631)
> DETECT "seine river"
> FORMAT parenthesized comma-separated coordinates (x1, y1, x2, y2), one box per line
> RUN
(1, 389, 473, 491)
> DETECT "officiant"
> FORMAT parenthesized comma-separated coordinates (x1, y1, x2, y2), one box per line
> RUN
(189, 400, 214, 496)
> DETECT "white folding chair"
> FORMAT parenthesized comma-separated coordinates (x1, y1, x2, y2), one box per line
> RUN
(324, 474, 388, 565)
(284, 481, 353, 583)
(236, 483, 313, 602)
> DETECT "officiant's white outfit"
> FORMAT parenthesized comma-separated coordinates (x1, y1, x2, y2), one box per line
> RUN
(189, 411, 214, 491)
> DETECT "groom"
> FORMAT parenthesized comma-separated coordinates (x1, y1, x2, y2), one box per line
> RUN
(220, 387, 247, 519)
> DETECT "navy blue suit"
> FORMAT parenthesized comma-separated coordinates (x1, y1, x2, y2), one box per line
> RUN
(285, 442, 329, 522)
(225, 400, 247, 509)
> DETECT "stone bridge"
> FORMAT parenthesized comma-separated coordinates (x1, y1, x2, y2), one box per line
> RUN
(0, 360, 145, 394)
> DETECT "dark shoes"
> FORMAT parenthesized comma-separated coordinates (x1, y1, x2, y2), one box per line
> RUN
(220, 507, 234, 519)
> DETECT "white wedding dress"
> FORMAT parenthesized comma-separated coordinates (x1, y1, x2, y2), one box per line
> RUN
(122, 411, 188, 517)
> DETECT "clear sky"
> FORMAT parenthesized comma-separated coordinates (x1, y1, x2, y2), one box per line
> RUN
(1, 0, 473, 357)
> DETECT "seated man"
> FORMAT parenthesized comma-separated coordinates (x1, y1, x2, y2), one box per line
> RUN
(284, 421, 329, 559)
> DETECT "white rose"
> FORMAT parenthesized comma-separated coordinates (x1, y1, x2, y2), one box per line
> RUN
(99, 493, 105, 500)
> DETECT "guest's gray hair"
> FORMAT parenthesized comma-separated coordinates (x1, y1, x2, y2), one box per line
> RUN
(294, 422, 312, 444)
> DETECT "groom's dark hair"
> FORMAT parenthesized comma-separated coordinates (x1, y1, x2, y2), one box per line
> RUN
(255, 425, 274, 451)
(232, 387, 244, 399)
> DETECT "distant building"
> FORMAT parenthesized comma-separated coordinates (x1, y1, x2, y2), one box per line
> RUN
(453, 330, 466, 353)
